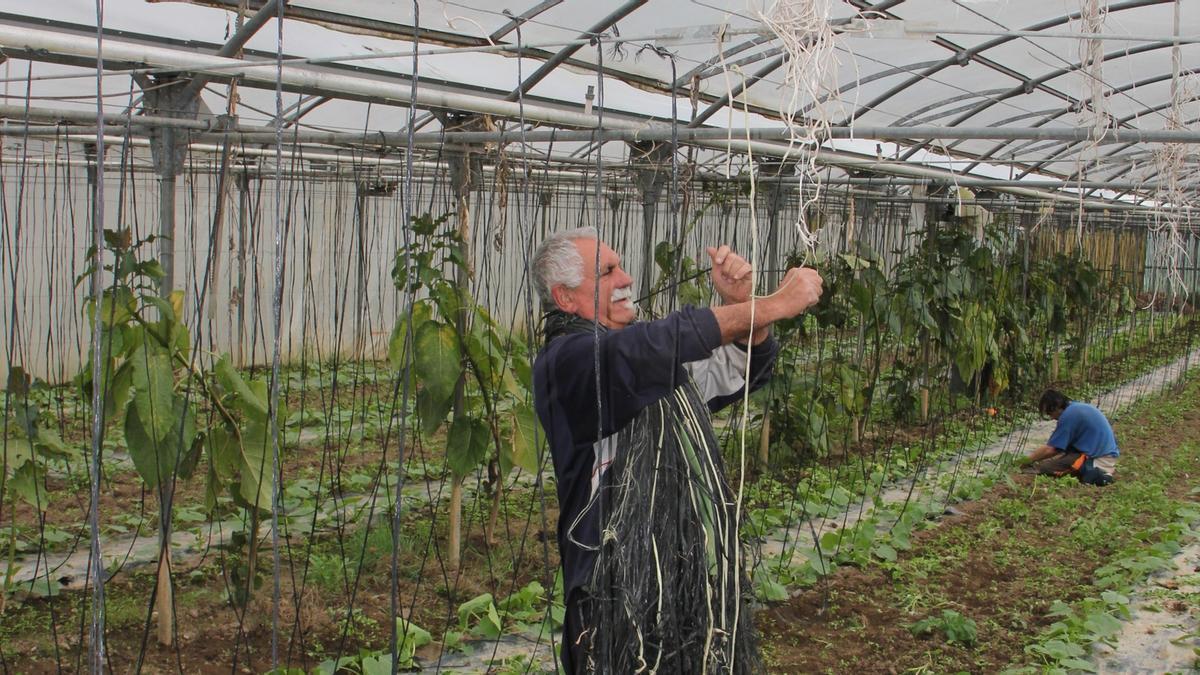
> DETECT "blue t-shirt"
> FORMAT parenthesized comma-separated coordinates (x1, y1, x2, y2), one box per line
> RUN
(1047, 401, 1119, 459)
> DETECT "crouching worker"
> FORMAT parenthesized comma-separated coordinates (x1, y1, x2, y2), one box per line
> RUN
(1020, 389, 1119, 486)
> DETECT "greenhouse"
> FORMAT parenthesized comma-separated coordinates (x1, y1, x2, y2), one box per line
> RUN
(1, 0, 1198, 672)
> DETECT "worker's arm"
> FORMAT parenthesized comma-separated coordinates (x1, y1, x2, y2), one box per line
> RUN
(1019, 444, 1061, 466)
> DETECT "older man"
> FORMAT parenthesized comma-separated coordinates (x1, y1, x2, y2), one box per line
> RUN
(531, 226, 822, 674)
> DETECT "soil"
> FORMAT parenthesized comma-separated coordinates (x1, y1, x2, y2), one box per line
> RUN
(5, 340, 1197, 672)
(2, 493, 561, 673)
(758, 384, 1200, 674)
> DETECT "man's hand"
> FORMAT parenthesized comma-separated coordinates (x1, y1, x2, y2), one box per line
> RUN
(707, 245, 754, 304)
(764, 267, 824, 318)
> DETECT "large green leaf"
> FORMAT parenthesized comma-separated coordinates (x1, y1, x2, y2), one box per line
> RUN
(505, 404, 542, 474)
(75, 325, 127, 414)
(2, 439, 34, 474)
(394, 619, 433, 670)
(129, 342, 176, 442)
(388, 302, 431, 370)
(445, 414, 489, 478)
(214, 354, 268, 423)
(416, 387, 454, 436)
(457, 592, 501, 638)
(90, 287, 136, 328)
(105, 361, 134, 421)
(125, 396, 195, 488)
(9, 457, 46, 508)
(236, 420, 276, 512)
(414, 321, 460, 400)
(143, 294, 178, 325)
(413, 321, 460, 434)
(206, 425, 239, 480)
(32, 426, 76, 461)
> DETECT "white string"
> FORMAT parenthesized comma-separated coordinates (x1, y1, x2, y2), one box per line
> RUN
(753, 0, 862, 259)
(1074, 0, 1110, 244)
(266, 0, 287, 667)
(88, 2, 108, 672)
(1148, 3, 1193, 305)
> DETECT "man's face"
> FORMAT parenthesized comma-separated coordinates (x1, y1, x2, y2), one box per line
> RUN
(552, 238, 637, 330)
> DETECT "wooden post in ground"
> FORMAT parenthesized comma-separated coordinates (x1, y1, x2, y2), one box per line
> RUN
(156, 547, 173, 645)
(758, 409, 771, 469)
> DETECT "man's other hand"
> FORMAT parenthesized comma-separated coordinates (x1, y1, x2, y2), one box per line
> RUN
(707, 245, 754, 304)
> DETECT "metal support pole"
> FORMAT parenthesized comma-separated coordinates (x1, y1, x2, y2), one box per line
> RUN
(757, 160, 798, 287)
(177, 0, 284, 103)
(235, 171, 250, 367)
(10, 106, 1200, 147)
(630, 141, 672, 302)
(142, 74, 198, 297)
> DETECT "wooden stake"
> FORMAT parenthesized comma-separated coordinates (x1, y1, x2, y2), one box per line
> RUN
(758, 410, 771, 469)
(448, 480, 463, 570)
(156, 545, 173, 645)
(486, 463, 501, 547)
(920, 388, 930, 423)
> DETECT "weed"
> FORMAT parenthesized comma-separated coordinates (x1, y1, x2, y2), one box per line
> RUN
(908, 609, 978, 647)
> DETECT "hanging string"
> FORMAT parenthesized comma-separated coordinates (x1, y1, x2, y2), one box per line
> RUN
(1074, 0, 1110, 244)
(266, 0, 287, 667)
(391, 0, 422, 668)
(1148, 0, 1192, 304)
(87, 1, 108, 672)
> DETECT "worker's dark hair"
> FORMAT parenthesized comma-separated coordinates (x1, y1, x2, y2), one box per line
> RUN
(1038, 389, 1071, 416)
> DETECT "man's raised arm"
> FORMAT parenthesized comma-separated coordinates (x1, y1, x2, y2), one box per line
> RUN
(711, 267, 823, 344)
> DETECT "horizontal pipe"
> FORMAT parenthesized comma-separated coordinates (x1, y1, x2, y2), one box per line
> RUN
(5, 130, 1182, 211)
(0, 22, 608, 129)
(6, 104, 1197, 146)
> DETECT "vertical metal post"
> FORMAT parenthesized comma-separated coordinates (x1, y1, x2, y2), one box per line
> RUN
(235, 171, 250, 366)
(629, 142, 672, 302)
(756, 160, 797, 288)
(143, 75, 198, 297)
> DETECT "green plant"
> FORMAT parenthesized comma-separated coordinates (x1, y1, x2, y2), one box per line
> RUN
(457, 592, 503, 639)
(389, 213, 539, 567)
(71, 228, 280, 631)
(908, 609, 978, 647)
(3, 368, 78, 595)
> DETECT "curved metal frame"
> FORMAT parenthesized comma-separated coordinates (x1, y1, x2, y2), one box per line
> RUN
(963, 69, 1200, 177)
(897, 41, 1178, 162)
(831, 0, 1172, 125)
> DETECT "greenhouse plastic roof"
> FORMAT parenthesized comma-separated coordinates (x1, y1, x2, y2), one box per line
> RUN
(1, 0, 1197, 198)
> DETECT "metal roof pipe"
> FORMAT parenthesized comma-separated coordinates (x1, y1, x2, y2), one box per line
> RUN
(6, 103, 1200, 146)
(0, 22, 609, 129)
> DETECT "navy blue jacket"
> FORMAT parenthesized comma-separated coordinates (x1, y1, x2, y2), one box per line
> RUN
(532, 305, 779, 601)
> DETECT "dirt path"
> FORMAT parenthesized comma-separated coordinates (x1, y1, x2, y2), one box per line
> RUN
(1093, 537, 1200, 674)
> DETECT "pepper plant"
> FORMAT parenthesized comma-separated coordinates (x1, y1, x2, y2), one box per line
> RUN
(2, 367, 76, 603)
(389, 213, 538, 569)
(74, 228, 276, 640)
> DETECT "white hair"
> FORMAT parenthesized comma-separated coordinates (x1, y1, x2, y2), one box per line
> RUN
(531, 226, 597, 307)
